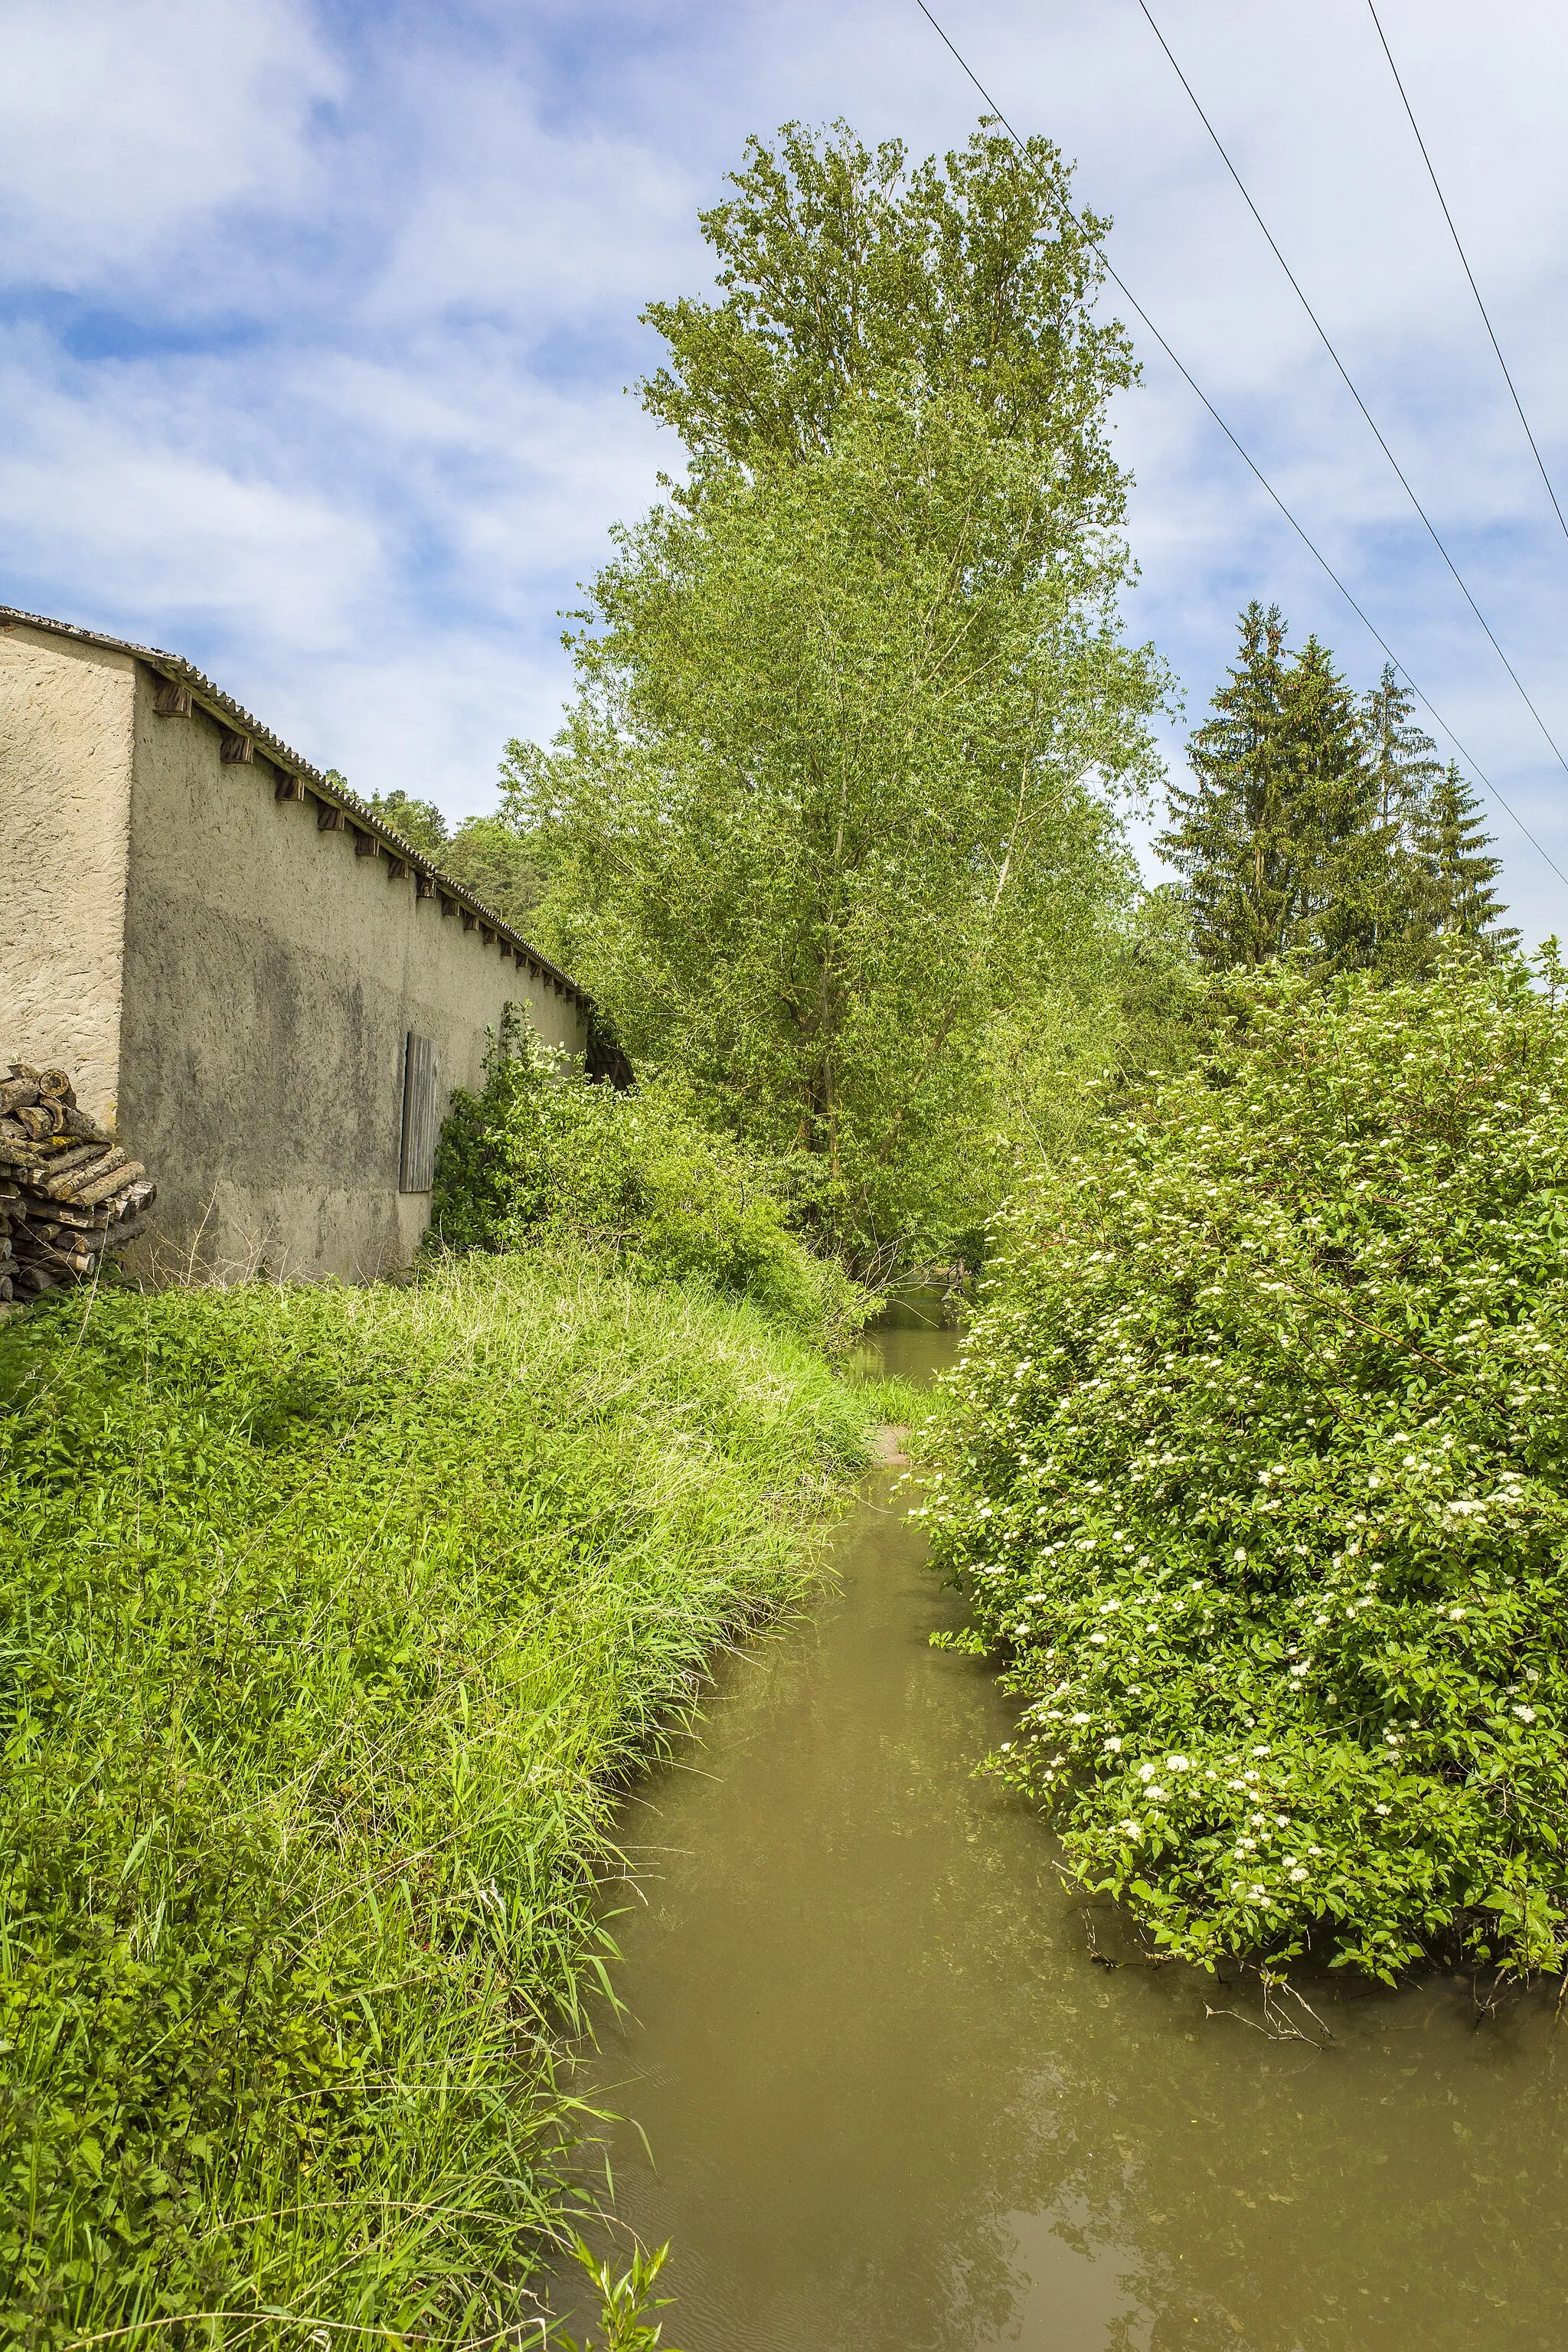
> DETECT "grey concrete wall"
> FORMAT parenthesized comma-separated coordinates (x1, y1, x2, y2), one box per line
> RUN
(0, 625, 136, 1125)
(118, 660, 586, 1279)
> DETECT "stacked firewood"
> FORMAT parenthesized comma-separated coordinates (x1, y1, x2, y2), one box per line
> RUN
(0, 1065, 155, 1305)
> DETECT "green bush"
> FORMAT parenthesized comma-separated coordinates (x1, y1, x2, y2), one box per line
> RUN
(922, 949, 1568, 1982)
(431, 1011, 873, 1346)
(0, 1257, 870, 2344)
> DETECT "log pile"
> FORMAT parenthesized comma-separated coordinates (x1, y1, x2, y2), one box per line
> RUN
(0, 1066, 155, 1306)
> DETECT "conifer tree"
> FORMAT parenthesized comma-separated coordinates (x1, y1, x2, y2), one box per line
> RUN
(1416, 761, 1516, 956)
(1164, 613, 1518, 978)
(1158, 603, 1288, 968)
(1362, 663, 1442, 836)
(1356, 664, 1442, 971)
(1286, 635, 1393, 969)
(1160, 603, 1387, 970)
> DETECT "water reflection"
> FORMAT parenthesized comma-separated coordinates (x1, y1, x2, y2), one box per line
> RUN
(563, 1328, 1568, 2350)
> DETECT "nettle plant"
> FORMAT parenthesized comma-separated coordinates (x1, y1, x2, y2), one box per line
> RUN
(921, 947, 1568, 1982)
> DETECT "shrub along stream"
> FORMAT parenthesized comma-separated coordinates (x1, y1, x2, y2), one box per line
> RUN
(1, 1253, 874, 2344)
(923, 952, 1568, 1985)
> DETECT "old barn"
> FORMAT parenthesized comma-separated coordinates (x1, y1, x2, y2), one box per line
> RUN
(0, 607, 594, 1279)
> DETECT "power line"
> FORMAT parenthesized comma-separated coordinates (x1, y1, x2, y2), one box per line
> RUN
(910, 0, 1568, 892)
(1365, 0, 1568, 556)
(1134, 0, 1568, 785)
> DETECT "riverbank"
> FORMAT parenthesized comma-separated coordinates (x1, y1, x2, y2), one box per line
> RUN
(562, 1314, 1568, 2352)
(0, 1254, 881, 2347)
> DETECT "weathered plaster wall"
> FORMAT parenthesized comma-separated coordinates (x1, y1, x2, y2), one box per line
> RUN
(0, 626, 135, 1124)
(118, 664, 586, 1278)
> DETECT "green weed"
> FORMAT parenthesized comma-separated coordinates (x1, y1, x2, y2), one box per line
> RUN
(428, 1013, 874, 1349)
(0, 1253, 870, 2344)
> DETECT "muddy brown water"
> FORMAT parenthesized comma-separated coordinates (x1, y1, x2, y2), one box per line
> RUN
(557, 1316, 1568, 2350)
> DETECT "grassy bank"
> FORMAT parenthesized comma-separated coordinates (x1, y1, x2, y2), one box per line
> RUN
(0, 1254, 874, 2346)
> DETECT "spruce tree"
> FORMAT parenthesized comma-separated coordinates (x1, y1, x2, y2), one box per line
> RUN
(1363, 663, 1442, 836)
(1284, 634, 1391, 969)
(1357, 665, 1443, 972)
(1160, 604, 1386, 970)
(1158, 603, 1288, 968)
(1416, 762, 1516, 956)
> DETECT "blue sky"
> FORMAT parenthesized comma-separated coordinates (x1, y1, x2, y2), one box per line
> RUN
(5, 0, 1568, 939)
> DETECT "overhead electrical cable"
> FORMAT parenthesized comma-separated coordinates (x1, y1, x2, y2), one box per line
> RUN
(1133, 0, 1568, 784)
(911, 0, 1568, 891)
(1365, 0, 1568, 554)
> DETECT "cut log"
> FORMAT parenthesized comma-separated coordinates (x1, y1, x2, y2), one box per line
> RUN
(1, 1059, 155, 1307)
(39, 1147, 125, 1199)
(72, 1159, 145, 1209)
(46, 1200, 113, 1230)
(60, 1105, 113, 1144)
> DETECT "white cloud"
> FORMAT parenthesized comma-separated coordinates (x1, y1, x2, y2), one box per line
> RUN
(0, 0, 338, 284)
(1, 0, 1566, 939)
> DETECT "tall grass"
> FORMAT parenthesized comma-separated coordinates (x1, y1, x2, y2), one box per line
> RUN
(0, 1253, 871, 2346)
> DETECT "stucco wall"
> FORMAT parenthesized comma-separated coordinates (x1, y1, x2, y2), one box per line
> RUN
(0, 625, 136, 1125)
(117, 661, 586, 1279)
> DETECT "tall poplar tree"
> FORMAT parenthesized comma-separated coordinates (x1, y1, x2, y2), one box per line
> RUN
(514, 121, 1166, 1255)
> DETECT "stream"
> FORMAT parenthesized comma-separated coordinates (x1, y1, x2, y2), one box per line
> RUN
(561, 1314, 1568, 2350)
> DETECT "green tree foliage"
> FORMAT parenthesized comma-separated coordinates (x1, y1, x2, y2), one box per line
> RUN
(639, 118, 1133, 498)
(922, 950, 1568, 1982)
(431, 1012, 871, 1345)
(1363, 662, 1442, 837)
(1160, 604, 1397, 970)
(1162, 613, 1513, 978)
(364, 786, 450, 860)
(980, 887, 1210, 1181)
(439, 815, 544, 933)
(1106, 884, 1210, 1093)
(1416, 761, 1516, 955)
(361, 790, 544, 933)
(514, 121, 1166, 1258)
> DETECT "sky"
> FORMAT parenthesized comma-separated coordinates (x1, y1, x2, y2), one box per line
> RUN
(4, 0, 1568, 939)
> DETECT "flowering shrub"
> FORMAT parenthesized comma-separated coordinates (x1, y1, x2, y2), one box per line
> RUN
(921, 950, 1568, 1981)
